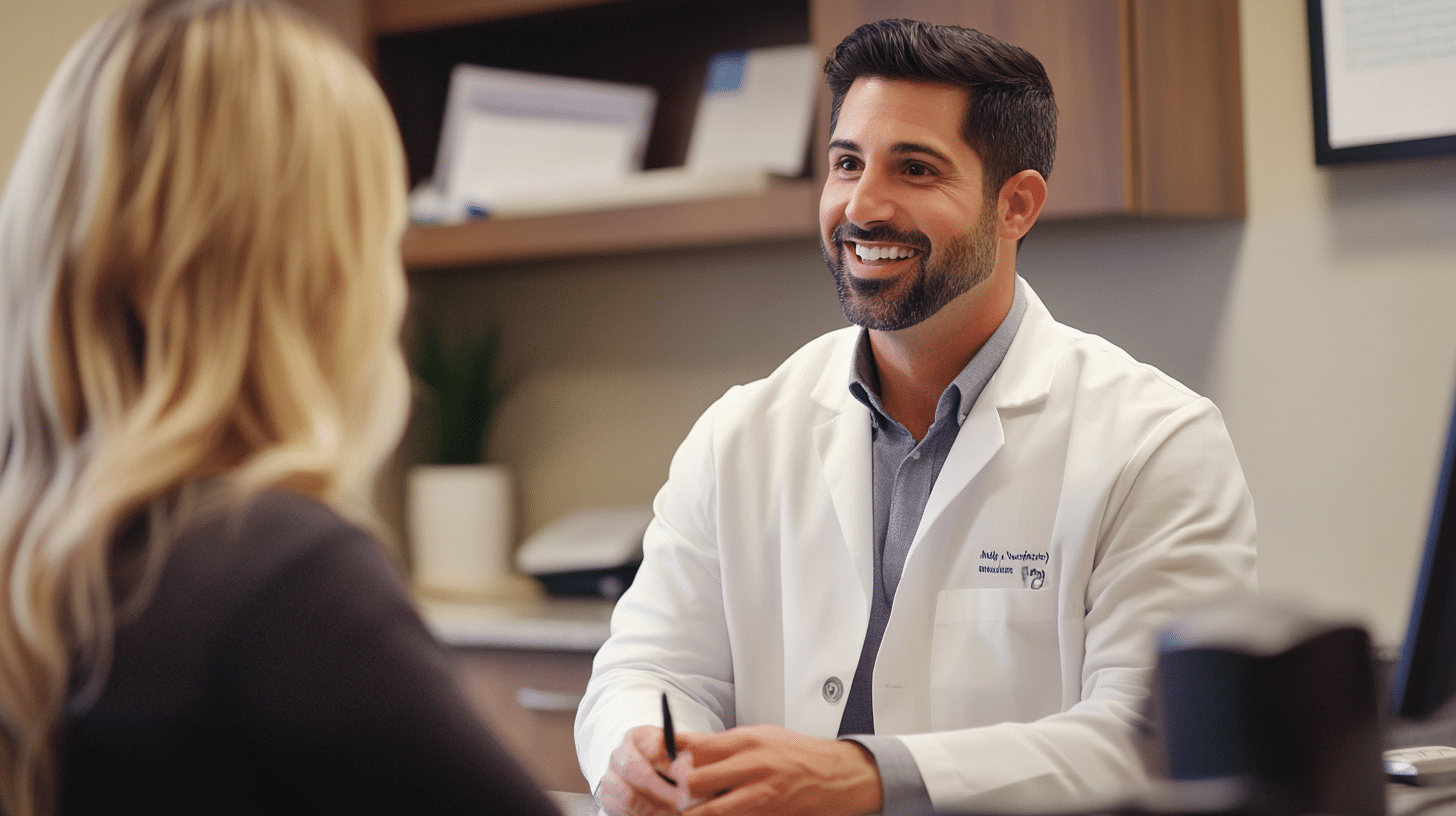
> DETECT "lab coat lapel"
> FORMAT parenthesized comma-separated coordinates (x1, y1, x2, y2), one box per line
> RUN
(810, 335, 875, 607)
(913, 279, 1059, 552)
(917, 398, 1004, 543)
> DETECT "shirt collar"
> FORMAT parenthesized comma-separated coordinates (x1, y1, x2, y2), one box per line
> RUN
(848, 276, 1029, 433)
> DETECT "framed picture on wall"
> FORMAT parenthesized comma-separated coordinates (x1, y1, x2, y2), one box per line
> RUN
(1306, 0, 1456, 165)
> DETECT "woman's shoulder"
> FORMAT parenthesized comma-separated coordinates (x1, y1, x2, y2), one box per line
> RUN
(139, 490, 400, 640)
(221, 489, 365, 544)
(177, 489, 375, 576)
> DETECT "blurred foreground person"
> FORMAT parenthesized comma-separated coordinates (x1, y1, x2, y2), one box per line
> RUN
(0, 2, 563, 814)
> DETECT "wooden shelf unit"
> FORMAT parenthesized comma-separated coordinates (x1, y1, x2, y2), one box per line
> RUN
(298, 0, 1245, 270)
(400, 179, 820, 269)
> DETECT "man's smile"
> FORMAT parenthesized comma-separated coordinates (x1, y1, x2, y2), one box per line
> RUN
(850, 242, 920, 264)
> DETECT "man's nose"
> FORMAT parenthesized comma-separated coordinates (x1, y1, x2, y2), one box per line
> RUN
(843, 170, 896, 227)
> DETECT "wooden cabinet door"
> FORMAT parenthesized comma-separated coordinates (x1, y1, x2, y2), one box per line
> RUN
(1129, 0, 1245, 217)
(809, 0, 1244, 218)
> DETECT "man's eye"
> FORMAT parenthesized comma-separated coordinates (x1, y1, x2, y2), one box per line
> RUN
(834, 156, 861, 172)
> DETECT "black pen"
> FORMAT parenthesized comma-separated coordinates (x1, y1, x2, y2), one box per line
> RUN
(656, 691, 677, 785)
(655, 690, 675, 786)
(661, 692, 677, 761)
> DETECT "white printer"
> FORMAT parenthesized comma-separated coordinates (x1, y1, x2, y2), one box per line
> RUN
(514, 506, 653, 600)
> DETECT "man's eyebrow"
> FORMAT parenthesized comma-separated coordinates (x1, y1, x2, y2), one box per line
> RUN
(890, 141, 954, 165)
(827, 139, 954, 166)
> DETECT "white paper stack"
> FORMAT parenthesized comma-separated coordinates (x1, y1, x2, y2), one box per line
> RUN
(484, 166, 771, 219)
(428, 64, 657, 222)
(685, 44, 818, 177)
(411, 46, 818, 224)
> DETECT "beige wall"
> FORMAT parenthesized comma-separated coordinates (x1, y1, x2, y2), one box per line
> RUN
(1215, 0, 1456, 645)
(7, 0, 1456, 647)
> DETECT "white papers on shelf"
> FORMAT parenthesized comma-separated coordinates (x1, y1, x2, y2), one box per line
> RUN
(433, 64, 656, 221)
(409, 48, 817, 225)
(485, 166, 771, 219)
(685, 44, 818, 177)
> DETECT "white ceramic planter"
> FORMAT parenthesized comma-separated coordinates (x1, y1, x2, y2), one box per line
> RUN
(408, 463, 514, 598)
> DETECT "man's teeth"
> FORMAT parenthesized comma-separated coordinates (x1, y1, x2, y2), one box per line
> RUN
(854, 244, 915, 262)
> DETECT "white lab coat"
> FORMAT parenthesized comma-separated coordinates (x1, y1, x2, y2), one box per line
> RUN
(576, 280, 1257, 813)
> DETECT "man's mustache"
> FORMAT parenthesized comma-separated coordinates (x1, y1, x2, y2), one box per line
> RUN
(832, 222, 932, 253)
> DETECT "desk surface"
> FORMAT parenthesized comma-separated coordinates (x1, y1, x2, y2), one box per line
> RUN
(1391, 783, 1456, 816)
(419, 594, 614, 652)
(550, 790, 597, 816)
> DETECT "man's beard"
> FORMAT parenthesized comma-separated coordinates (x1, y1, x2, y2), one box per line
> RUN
(821, 208, 998, 331)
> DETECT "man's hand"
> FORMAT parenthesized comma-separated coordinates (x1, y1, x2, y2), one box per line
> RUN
(599, 725, 682, 816)
(674, 725, 883, 816)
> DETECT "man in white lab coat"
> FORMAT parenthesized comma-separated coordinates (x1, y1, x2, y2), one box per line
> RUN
(575, 18, 1256, 816)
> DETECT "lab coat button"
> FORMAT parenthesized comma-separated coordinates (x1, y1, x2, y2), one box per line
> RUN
(822, 677, 844, 703)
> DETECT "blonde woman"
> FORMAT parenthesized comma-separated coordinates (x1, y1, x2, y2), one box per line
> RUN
(0, 1, 563, 814)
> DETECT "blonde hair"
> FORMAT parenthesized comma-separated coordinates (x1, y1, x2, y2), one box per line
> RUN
(0, 1, 411, 813)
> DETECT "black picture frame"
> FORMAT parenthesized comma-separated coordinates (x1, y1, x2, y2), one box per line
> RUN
(1306, 0, 1456, 165)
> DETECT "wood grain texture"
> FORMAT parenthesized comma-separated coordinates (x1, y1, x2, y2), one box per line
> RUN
(402, 180, 820, 270)
(810, 0, 1130, 217)
(372, 0, 609, 34)
(1130, 0, 1246, 217)
(811, 0, 1246, 218)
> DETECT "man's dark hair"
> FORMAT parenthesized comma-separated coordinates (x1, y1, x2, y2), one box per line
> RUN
(825, 18, 1057, 199)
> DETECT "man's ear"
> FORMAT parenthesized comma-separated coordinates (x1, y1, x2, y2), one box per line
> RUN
(996, 169, 1048, 242)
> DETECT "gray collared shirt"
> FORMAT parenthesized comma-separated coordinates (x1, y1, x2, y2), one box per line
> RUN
(838, 277, 1028, 816)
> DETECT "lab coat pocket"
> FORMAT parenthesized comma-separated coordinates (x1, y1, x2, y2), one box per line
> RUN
(929, 588, 1061, 730)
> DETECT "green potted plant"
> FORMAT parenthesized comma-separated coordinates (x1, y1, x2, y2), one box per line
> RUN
(414, 322, 509, 465)
(407, 321, 517, 599)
